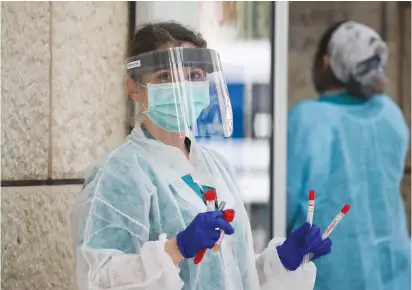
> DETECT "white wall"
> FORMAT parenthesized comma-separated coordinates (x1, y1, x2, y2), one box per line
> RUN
(135, 1, 200, 30)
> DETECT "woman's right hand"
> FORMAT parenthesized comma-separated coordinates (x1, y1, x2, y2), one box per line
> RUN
(175, 210, 235, 259)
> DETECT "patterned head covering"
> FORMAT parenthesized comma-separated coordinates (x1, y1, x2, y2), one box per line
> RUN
(328, 21, 388, 96)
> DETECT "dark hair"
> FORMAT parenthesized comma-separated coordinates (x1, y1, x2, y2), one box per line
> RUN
(312, 21, 346, 94)
(128, 21, 207, 58)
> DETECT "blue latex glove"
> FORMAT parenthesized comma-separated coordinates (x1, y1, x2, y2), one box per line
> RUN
(310, 236, 332, 261)
(176, 210, 235, 258)
(276, 222, 332, 271)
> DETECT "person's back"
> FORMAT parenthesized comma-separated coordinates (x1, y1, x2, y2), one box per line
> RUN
(288, 94, 410, 290)
(287, 21, 411, 290)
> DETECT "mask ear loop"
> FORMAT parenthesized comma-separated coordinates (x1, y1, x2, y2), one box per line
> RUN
(134, 82, 149, 114)
(130, 81, 149, 127)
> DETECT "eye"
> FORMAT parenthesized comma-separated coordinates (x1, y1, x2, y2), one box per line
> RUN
(156, 71, 173, 83)
(190, 71, 201, 80)
(188, 70, 205, 81)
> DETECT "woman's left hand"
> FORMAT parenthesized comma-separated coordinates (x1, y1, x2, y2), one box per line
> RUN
(276, 222, 332, 271)
(310, 232, 332, 262)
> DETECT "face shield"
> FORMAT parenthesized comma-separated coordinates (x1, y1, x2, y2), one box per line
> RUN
(126, 47, 233, 138)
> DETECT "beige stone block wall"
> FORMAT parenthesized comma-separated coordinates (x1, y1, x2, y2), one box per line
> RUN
(1, 2, 129, 289)
(51, 2, 129, 179)
(1, 186, 81, 290)
(1, 2, 129, 181)
(1, 2, 51, 180)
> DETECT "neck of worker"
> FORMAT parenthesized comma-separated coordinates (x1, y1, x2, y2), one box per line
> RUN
(142, 120, 190, 159)
(320, 86, 346, 95)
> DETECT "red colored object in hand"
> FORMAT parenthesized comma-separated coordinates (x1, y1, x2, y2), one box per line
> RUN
(194, 209, 236, 265)
(223, 209, 235, 222)
(194, 248, 207, 264)
(204, 189, 216, 201)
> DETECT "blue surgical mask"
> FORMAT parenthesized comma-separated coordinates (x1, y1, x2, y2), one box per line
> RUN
(145, 81, 210, 132)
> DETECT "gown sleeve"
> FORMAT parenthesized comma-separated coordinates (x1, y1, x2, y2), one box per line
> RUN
(255, 237, 317, 290)
(70, 155, 184, 290)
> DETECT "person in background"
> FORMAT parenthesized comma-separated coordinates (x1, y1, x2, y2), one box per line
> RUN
(70, 21, 332, 290)
(287, 20, 411, 290)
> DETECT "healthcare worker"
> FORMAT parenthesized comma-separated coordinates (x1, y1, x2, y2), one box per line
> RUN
(70, 21, 332, 290)
(287, 21, 411, 290)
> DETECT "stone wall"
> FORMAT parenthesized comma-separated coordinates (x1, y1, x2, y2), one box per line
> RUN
(1, 2, 128, 182)
(1, 2, 51, 180)
(1, 186, 80, 289)
(1, 2, 128, 290)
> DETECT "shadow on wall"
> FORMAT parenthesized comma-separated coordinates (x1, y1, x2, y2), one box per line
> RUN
(1, 186, 80, 290)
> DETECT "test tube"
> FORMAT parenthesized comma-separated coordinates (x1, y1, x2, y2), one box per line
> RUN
(194, 190, 217, 264)
(307, 204, 351, 262)
(212, 206, 235, 252)
(303, 190, 316, 265)
(218, 201, 226, 211)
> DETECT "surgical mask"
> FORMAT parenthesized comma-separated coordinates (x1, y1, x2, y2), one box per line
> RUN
(145, 81, 210, 132)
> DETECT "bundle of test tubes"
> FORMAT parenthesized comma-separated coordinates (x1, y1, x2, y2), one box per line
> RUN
(194, 190, 235, 264)
(303, 190, 351, 265)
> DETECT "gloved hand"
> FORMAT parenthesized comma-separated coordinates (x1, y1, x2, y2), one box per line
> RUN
(310, 235, 332, 261)
(276, 222, 332, 271)
(176, 210, 235, 259)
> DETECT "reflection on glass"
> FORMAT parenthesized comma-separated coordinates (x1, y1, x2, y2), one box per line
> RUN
(197, 1, 272, 252)
(236, 1, 270, 40)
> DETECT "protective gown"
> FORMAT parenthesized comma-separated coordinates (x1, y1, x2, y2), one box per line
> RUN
(70, 126, 317, 290)
(287, 92, 411, 290)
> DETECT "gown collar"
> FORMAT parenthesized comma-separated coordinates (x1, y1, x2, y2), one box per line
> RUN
(129, 126, 215, 187)
(319, 91, 368, 105)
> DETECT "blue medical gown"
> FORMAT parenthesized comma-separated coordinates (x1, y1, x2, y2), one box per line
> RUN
(70, 126, 317, 290)
(287, 92, 411, 290)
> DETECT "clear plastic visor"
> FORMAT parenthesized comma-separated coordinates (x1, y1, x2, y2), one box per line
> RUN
(126, 47, 233, 138)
